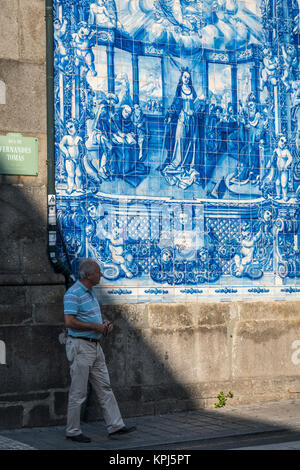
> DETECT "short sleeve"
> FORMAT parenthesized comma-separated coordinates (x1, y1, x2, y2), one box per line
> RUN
(64, 291, 79, 316)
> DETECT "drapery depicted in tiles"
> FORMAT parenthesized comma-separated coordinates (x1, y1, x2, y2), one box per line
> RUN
(54, 0, 300, 303)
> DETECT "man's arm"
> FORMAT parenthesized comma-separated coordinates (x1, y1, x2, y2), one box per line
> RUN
(64, 314, 110, 334)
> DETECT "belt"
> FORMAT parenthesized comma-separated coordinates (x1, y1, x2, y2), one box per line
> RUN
(68, 335, 100, 343)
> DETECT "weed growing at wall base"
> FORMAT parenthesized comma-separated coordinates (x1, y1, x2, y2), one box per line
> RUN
(215, 391, 234, 408)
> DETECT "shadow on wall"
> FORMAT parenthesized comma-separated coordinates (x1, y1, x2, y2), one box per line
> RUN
(0, 173, 69, 429)
(0, 173, 205, 427)
(0, 173, 300, 430)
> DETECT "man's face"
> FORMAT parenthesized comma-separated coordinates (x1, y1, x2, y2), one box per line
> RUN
(134, 106, 141, 117)
(99, 104, 108, 117)
(87, 204, 97, 218)
(87, 264, 102, 286)
(122, 107, 131, 119)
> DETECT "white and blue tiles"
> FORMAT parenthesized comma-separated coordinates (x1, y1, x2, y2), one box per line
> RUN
(53, 0, 300, 303)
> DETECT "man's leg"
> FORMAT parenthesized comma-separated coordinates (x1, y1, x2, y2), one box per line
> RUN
(89, 344, 125, 434)
(65, 338, 90, 437)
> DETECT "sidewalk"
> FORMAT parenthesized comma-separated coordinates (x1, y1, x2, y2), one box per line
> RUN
(1, 398, 300, 450)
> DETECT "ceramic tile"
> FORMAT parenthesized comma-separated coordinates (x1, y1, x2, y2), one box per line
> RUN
(53, 0, 300, 303)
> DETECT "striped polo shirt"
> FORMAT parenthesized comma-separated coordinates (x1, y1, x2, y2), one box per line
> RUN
(64, 280, 103, 339)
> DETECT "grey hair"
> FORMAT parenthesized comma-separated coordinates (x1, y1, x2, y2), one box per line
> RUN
(78, 258, 100, 280)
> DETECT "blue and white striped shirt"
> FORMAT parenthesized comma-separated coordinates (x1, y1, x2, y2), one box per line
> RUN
(64, 280, 103, 339)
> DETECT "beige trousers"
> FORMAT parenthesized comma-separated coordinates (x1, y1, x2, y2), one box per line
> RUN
(65, 336, 124, 436)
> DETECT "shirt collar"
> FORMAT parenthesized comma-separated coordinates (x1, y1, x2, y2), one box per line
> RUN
(77, 280, 93, 293)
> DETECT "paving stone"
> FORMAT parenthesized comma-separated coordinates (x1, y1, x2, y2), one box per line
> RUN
(0, 398, 300, 450)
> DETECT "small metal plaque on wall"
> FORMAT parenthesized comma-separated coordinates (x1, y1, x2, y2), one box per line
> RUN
(0, 132, 38, 175)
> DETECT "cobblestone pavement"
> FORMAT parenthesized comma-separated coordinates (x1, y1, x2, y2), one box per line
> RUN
(0, 398, 300, 450)
(234, 440, 300, 450)
(0, 435, 35, 450)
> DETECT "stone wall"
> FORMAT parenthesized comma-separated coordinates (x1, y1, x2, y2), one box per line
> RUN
(2, 294, 300, 429)
(0, 0, 299, 430)
(0, 0, 66, 429)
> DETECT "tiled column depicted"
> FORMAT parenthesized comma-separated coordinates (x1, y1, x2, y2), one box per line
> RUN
(231, 64, 238, 113)
(107, 44, 115, 94)
(132, 52, 139, 105)
(73, 67, 80, 119)
(204, 60, 209, 100)
(161, 54, 167, 113)
(250, 60, 260, 103)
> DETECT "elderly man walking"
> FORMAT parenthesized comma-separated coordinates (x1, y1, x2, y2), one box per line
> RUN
(64, 258, 136, 442)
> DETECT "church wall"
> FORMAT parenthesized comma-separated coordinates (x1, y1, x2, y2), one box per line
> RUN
(0, 0, 300, 430)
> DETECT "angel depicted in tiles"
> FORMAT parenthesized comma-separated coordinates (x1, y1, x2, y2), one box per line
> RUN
(120, 0, 261, 51)
(262, 134, 293, 202)
(232, 222, 263, 279)
(96, 219, 134, 279)
(71, 21, 97, 76)
(59, 119, 84, 194)
(281, 43, 297, 92)
(291, 81, 300, 154)
(260, 47, 279, 93)
(89, 0, 117, 28)
(53, 18, 68, 70)
(159, 69, 204, 190)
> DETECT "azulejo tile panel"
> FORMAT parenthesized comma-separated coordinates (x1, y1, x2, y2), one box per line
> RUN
(54, 0, 300, 303)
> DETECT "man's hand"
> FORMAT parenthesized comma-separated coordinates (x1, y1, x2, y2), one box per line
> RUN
(102, 321, 113, 336)
(65, 315, 112, 335)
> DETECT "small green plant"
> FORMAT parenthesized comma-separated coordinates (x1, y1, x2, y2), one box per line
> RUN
(214, 390, 234, 408)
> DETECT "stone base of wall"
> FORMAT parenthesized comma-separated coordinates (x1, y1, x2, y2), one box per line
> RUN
(0, 299, 299, 429)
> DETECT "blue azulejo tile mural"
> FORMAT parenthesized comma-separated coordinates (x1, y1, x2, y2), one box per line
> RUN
(54, 0, 300, 303)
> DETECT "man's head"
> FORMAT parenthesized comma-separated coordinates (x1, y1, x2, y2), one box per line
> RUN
(78, 259, 102, 287)
(121, 105, 132, 119)
(133, 104, 142, 117)
(98, 102, 109, 117)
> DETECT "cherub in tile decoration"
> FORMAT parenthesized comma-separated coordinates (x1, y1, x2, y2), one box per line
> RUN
(97, 223, 134, 279)
(260, 47, 279, 93)
(263, 134, 293, 202)
(281, 43, 297, 92)
(232, 223, 262, 279)
(59, 119, 84, 194)
(291, 81, 300, 153)
(89, 0, 117, 28)
(54, 18, 68, 70)
(72, 21, 97, 76)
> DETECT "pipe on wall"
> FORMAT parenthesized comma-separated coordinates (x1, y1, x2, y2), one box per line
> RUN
(45, 0, 75, 289)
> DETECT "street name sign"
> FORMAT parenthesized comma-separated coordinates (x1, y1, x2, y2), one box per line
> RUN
(0, 133, 38, 175)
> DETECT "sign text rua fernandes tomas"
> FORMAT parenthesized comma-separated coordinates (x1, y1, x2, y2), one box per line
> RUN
(108, 454, 191, 467)
(0, 132, 38, 175)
